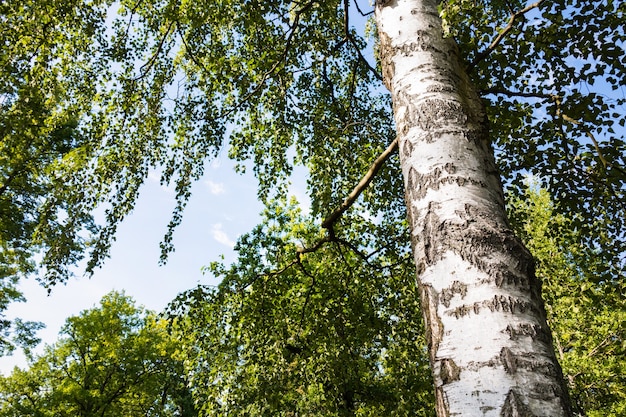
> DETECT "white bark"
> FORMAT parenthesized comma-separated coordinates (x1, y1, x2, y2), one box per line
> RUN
(374, 1, 572, 416)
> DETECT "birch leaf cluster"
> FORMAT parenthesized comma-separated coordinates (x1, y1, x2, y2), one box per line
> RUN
(167, 199, 434, 416)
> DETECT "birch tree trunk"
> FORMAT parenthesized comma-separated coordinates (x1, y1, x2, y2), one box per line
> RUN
(374, 1, 573, 415)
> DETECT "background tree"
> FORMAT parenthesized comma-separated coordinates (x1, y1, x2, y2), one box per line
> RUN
(168, 199, 434, 416)
(508, 185, 626, 417)
(0, 292, 197, 417)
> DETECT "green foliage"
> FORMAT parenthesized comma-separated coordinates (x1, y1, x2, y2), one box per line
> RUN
(2, 0, 401, 281)
(0, 292, 197, 417)
(168, 199, 434, 417)
(2, 0, 622, 293)
(2, 0, 625, 413)
(0, 0, 108, 285)
(0, 0, 109, 353)
(508, 185, 626, 416)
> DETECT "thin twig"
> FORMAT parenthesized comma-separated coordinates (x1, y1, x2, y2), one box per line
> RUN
(554, 97, 626, 177)
(347, 33, 383, 82)
(560, 113, 608, 168)
(353, 0, 374, 16)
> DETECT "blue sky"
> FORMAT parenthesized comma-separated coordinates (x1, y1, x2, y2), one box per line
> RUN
(0, 157, 297, 374)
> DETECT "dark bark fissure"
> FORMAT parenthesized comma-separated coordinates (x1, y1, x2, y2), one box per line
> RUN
(419, 283, 444, 363)
(502, 389, 538, 417)
(405, 165, 490, 202)
(439, 358, 461, 384)
(416, 202, 537, 290)
(439, 280, 467, 308)
(505, 323, 552, 344)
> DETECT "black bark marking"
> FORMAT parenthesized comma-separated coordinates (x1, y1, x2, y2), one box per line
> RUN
(532, 382, 566, 402)
(406, 166, 420, 201)
(394, 32, 444, 55)
(421, 203, 441, 265)
(447, 304, 475, 318)
(505, 323, 551, 345)
(440, 358, 461, 384)
(443, 162, 456, 173)
(408, 97, 469, 131)
(405, 165, 487, 202)
(501, 347, 517, 374)
(440, 280, 467, 308)
(447, 296, 536, 319)
(501, 389, 537, 417)
(500, 351, 559, 378)
(401, 138, 414, 158)
(484, 295, 531, 314)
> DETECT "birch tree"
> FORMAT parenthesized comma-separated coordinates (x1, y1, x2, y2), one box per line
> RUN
(374, 1, 570, 415)
(2, 0, 624, 415)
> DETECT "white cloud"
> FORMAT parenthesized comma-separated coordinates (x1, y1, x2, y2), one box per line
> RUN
(148, 170, 161, 182)
(147, 170, 175, 194)
(205, 179, 225, 195)
(211, 223, 235, 248)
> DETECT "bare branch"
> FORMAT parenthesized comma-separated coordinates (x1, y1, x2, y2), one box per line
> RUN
(353, 0, 374, 16)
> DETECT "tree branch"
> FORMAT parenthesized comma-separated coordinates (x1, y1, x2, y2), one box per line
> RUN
(347, 33, 383, 82)
(479, 87, 554, 100)
(133, 20, 175, 81)
(467, 0, 545, 72)
(352, 0, 374, 16)
(344, 0, 382, 82)
(322, 137, 398, 230)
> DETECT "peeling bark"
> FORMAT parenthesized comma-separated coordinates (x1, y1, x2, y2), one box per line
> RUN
(374, 1, 572, 416)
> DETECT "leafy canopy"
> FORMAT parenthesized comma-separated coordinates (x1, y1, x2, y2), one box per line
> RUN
(1, 0, 622, 286)
(168, 199, 434, 416)
(508, 185, 626, 417)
